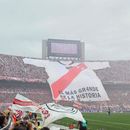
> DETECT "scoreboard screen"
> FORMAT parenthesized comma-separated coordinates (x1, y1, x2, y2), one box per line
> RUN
(47, 39, 81, 58)
(51, 43, 78, 54)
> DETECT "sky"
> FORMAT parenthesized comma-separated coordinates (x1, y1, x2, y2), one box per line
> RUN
(0, 0, 130, 60)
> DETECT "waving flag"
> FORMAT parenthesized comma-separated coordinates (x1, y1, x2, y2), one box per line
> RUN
(41, 103, 85, 127)
(11, 94, 85, 127)
(11, 110, 24, 123)
(11, 94, 50, 119)
(23, 58, 110, 101)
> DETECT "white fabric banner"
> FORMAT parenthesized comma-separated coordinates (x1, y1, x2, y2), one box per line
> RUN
(23, 58, 110, 101)
(11, 94, 50, 119)
(41, 103, 85, 127)
(11, 94, 85, 127)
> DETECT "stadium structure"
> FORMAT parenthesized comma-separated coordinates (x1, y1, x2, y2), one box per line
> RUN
(0, 39, 130, 112)
(42, 39, 85, 61)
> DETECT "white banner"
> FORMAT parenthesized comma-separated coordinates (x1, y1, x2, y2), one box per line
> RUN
(11, 94, 85, 127)
(41, 103, 85, 127)
(11, 94, 50, 119)
(23, 58, 110, 101)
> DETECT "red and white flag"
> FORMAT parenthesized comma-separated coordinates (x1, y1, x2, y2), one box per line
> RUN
(11, 94, 85, 126)
(11, 94, 50, 119)
(11, 110, 24, 123)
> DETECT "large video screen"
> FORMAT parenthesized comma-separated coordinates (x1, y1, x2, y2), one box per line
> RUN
(47, 39, 81, 58)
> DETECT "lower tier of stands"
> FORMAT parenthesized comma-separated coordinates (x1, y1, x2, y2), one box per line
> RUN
(0, 80, 130, 112)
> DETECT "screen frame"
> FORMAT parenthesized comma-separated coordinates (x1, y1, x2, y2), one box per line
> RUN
(47, 39, 81, 58)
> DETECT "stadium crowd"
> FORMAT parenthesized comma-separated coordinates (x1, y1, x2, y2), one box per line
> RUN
(0, 54, 130, 113)
(1, 54, 130, 83)
(0, 109, 52, 130)
(0, 54, 48, 83)
(0, 84, 52, 111)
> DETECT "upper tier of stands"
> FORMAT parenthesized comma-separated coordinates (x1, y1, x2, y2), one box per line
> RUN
(0, 54, 48, 83)
(0, 53, 130, 84)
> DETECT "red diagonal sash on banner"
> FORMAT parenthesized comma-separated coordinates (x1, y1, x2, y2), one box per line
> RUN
(51, 63, 87, 99)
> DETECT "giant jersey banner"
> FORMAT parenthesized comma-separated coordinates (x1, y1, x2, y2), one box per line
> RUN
(23, 58, 110, 102)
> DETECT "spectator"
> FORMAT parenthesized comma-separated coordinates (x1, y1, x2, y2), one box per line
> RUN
(77, 120, 87, 130)
(0, 112, 7, 129)
(40, 127, 50, 130)
(10, 120, 34, 130)
(69, 124, 74, 129)
(108, 107, 111, 116)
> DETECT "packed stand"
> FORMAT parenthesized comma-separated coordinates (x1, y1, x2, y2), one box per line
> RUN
(1, 53, 130, 113)
(0, 109, 51, 130)
(0, 54, 48, 83)
(0, 81, 53, 111)
(1, 53, 130, 84)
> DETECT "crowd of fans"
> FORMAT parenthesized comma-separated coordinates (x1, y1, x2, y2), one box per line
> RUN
(1, 54, 130, 83)
(0, 54, 130, 113)
(80, 102, 130, 113)
(0, 54, 48, 83)
(0, 108, 87, 130)
(0, 110, 51, 130)
(0, 80, 53, 111)
(95, 60, 130, 83)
